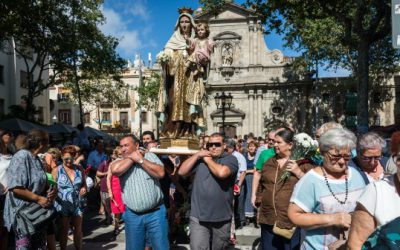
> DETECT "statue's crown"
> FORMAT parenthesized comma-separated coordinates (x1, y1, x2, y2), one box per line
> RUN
(178, 7, 194, 15)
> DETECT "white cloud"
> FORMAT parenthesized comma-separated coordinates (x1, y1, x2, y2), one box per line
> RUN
(130, 0, 150, 21)
(100, 7, 142, 56)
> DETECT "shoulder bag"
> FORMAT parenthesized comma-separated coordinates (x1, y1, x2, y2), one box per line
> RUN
(10, 194, 56, 236)
(272, 165, 296, 240)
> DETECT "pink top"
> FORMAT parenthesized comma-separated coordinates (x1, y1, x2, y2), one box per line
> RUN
(189, 38, 214, 66)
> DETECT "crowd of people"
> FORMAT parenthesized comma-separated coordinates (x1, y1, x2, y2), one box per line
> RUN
(0, 122, 399, 250)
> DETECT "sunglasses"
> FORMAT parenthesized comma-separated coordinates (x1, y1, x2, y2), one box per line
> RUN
(206, 142, 222, 149)
(326, 151, 352, 162)
(62, 157, 74, 162)
(360, 155, 382, 162)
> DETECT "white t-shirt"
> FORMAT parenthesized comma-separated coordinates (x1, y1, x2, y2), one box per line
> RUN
(232, 151, 247, 180)
(357, 175, 400, 226)
(0, 154, 12, 194)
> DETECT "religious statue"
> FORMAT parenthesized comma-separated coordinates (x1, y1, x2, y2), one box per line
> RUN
(157, 7, 214, 146)
(222, 43, 233, 66)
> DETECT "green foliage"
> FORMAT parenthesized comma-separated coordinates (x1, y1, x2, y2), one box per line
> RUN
(199, 0, 226, 16)
(0, 0, 125, 120)
(135, 72, 161, 111)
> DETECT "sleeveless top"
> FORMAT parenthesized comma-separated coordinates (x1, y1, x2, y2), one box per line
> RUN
(55, 164, 83, 216)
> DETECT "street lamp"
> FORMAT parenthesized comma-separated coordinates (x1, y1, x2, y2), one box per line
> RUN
(214, 92, 233, 136)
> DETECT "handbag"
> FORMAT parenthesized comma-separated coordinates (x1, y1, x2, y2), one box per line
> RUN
(272, 165, 296, 240)
(10, 193, 56, 236)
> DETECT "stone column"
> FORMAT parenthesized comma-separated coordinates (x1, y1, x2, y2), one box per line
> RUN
(248, 21, 254, 65)
(248, 90, 255, 134)
(256, 89, 263, 136)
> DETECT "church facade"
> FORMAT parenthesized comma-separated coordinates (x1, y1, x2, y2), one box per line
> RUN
(195, 2, 399, 137)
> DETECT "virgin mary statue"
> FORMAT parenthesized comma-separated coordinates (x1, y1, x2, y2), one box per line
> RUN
(157, 8, 205, 140)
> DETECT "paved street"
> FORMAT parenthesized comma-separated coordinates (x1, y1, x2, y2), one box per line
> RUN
(66, 211, 261, 250)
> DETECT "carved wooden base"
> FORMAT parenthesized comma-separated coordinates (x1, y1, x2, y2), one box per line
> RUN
(159, 138, 199, 150)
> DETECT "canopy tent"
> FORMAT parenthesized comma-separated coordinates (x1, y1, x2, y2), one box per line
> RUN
(48, 124, 78, 134)
(84, 127, 115, 141)
(0, 118, 41, 132)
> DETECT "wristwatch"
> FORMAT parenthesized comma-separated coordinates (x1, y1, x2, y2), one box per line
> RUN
(138, 158, 144, 165)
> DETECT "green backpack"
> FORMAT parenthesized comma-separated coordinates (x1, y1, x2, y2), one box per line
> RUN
(362, 216, 400, 249)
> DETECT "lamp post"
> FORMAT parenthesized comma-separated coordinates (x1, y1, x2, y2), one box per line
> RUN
(214, 92, 233, 136)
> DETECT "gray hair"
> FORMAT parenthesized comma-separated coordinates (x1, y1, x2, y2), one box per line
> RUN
(319, 128, 356, 152)
(225, 138, 236, 149)
(357, 132, 386, 153)
(319, 122, 343, 135)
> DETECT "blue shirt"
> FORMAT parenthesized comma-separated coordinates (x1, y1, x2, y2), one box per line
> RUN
(290, 168, 366, 249)
(87, 150, 107, 170)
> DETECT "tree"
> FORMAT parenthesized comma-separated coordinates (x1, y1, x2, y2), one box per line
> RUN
(135, 72, 162, 111)
(64, 75, 129, 130)
(0, 0, 125, 123)
(201, 0, 400, 131)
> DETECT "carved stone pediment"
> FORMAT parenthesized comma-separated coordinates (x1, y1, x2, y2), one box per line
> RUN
(195, 2, 257, 21)
(213, 31, 242, 41)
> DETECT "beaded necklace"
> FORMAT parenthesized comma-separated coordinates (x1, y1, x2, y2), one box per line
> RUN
(321, 167, 348, 205)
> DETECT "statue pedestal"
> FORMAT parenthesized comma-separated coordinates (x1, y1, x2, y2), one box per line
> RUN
(159, 138, 199, 150)
(150, 138, 199, 155)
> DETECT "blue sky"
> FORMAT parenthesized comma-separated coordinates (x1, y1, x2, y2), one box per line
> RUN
(100, 0, 350, 77)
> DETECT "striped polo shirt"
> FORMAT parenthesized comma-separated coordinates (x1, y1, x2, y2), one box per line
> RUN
(119, 152, 164, 213)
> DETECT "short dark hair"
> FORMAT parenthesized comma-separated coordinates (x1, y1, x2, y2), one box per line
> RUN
(122, 134, 140, 144)
(275, 128, 294, 144)
(142, 131, 155, 141)
(76, 124, 84, 131)
(210, 132, 223, 140)
(26, 129, 49, 150)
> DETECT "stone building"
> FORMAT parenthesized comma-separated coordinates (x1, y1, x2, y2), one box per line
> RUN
(195, 2, 399, 137)
(0, 38, 51, 124)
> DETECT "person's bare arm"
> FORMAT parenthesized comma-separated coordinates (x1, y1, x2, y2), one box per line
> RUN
(238, 171, 246, 187)
(203, 156, 232, 179)
(179, 151, 209, 177)
(348, 204, 376, 250)
(12, 187, 50, 208)
(288, 203, 351, 229)
(106, 166, 113, 199)
(136, 151, 165, 179)
(111, 157, 134, 176)
(251, 170, 261, 208)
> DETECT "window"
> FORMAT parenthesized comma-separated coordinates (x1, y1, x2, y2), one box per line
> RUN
(83, 113, 91, 124)
(20, 70, 31, 88)
(0, 65, 4, 84)
(141, 111, 148, 123)
(57, 93, 70, 102)
(0, 99, 4, 116)
(102, 111, 111, 122)
(120, 112, 128, 127)
(59, 109, 71, 124)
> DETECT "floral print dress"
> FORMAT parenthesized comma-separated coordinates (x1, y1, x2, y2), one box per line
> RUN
(55, 165, 83, 216)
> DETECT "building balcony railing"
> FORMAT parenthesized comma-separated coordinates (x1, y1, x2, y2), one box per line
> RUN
(100, 102, 113, 108)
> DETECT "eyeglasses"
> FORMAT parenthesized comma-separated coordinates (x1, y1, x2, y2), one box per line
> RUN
(206, 142, 222, 149)
(63, 157, 74, 162)
(326, 151, 352, 162)
(360, 155, 382, 162)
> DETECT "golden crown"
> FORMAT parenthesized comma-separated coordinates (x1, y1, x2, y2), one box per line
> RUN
(178, 7, 194, 15)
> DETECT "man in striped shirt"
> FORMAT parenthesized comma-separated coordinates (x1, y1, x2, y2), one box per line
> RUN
(111, 135, 168, 250)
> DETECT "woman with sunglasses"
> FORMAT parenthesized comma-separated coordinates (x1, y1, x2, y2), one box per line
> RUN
(348, 132, 389, 185)
(288, 128, 366, 249)
(55, 145, 87, 250)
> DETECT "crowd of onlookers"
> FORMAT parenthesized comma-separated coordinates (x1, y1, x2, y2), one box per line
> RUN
(0, 122, 399, 250)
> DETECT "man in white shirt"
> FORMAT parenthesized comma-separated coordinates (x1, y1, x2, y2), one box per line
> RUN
(226, 138, 247, 229)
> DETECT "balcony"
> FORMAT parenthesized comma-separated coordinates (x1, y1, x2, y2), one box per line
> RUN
(57, 94, 71, 103)
(100, 102, 113, 108)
